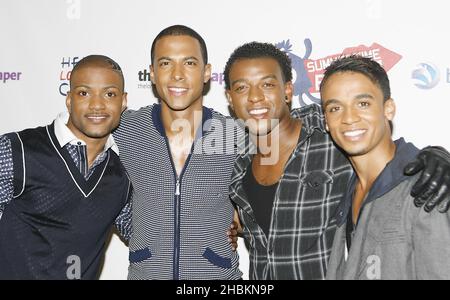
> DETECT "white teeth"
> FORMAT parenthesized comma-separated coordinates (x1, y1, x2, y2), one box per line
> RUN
(249, 108, 269, 115)
(344, 130, 366, 137)
(88, 116, 106, 120)
(169, 87, 187, 92)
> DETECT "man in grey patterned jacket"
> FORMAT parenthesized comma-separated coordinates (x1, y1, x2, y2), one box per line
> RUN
(321, 56, 450, 279)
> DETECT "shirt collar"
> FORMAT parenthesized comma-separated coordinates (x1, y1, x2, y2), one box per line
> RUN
(151, 104, 213, 140)
(53, 111, 120, 155)
(335, 138, 420, 226)
(290, 104, 327, 135)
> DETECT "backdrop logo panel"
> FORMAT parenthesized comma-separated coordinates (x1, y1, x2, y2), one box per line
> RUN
(412, 63, 440, 89)
(137, 69, 151, 89)
(276, 40, 402, 107)
(138, 68, 224, 89)
(58, 56, 81, 96)
(0, 71, 23, 84)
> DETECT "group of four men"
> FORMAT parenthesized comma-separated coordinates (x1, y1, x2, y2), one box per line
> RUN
(1, 25, 449, 280)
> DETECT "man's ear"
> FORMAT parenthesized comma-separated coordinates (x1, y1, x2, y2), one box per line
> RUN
(226, 91, 234, 110)
(66, 91, 72, 112)
(284, 81, 294, 104)
(204, 63, 212, 83)
(121, 92, 128, 112)
(150, 65, 155, 84)
(384, 98, 396, 121)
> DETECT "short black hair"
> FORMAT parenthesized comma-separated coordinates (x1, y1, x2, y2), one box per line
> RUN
(223, 42, 292, 90)
(150, 25, 208, 65)
(70, 54, 124, 91)
(320, 55, 391, 102)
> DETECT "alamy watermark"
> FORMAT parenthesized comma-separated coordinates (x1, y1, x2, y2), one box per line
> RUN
(366, 255, 381, 280)
(66, 255, 81, 280)
(365, 0, 383, 20)
(66, 0, 81, 20)
(168, 111, 281, 165)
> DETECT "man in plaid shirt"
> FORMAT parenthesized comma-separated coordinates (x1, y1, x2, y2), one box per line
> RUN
(224, 42, 450, 280)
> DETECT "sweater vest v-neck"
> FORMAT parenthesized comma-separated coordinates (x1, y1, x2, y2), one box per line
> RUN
(0, 123, 131, 279)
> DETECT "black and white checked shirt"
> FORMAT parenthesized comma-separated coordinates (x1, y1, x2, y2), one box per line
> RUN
(229, 104, 353, 280)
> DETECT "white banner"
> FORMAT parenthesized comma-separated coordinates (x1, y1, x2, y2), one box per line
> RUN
(1, 0, 449, 279)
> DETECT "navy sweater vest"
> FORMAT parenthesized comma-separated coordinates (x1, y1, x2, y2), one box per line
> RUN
(0, 123, 130, 279)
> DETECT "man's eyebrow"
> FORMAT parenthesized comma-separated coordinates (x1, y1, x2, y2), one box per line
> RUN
(261, 75, 278, 81)
(157, 56, 200, 62)
(231, 74, 278, 87)
(184, 56, 199, 61)
(72, 84, 91, 89)
(157, 56, 172, 62)
(355, 93, 375, 100)
(323, 99, 341, 108)
(323, 94, 375, 107)
(230, 78, 246, 87)
(103, 85, 120, 90)
(71, 84, 120, 90)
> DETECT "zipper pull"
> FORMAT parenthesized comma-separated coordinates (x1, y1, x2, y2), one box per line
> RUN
(175, 179, 180, 196)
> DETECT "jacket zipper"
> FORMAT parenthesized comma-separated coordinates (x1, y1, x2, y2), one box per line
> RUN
(163, 135, 194, 280)
(173, 177, 181, 280)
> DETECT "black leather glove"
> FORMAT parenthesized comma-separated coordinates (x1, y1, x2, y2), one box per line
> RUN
(404, 146, 450, 213)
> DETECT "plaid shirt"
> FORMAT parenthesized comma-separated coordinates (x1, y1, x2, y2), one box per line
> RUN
(229, 104, 353, 280)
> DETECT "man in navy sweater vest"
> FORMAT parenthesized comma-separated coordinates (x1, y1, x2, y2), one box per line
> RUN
(0, 55, 132, 280)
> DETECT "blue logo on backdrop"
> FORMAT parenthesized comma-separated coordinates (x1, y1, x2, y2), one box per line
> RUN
(412, 63, 440, 89)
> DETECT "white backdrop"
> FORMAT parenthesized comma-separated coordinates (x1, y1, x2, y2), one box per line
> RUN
(1, 0, 449, 280)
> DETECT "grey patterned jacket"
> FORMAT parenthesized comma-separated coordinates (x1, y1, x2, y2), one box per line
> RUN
(327, 139, 450, 280)
(113, 104, 243, 280)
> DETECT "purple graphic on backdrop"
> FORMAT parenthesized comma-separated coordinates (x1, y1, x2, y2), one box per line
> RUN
(0, 72, 22, 83)
(276, 39, 320, 107)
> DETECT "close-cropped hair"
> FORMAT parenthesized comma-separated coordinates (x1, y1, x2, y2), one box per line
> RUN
(223, 41, 292, 90)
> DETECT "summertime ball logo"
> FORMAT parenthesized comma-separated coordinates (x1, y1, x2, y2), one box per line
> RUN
(275, 39, 402, 107)
(412, 63, 440, 90)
